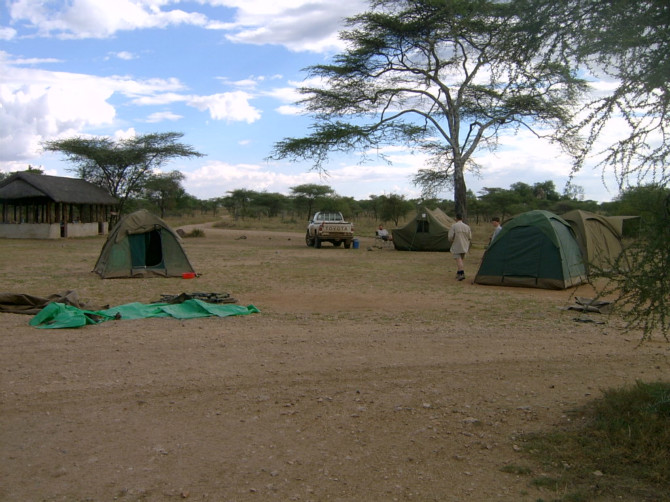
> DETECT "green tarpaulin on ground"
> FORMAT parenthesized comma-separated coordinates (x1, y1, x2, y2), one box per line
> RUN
(29, 299, 260, 329)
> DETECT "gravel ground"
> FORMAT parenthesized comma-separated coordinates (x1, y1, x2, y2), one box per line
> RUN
(1, 226, 667, 501)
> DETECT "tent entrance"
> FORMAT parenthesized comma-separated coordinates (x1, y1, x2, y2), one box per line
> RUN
(129, 229, 165, 270)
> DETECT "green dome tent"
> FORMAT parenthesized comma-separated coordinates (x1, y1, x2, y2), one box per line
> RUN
(93, 210, 196, 278)
(474, 210, 587, 289)
(392, 207, 455, 251)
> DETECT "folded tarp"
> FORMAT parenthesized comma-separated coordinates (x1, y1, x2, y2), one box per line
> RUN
(30, 299, 260, 329)
(0, 290, 106, 315)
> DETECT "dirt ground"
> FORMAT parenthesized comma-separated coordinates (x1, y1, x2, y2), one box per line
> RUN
(1, 224, 668, 501)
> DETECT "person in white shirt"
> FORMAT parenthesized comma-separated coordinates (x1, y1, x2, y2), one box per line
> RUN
(377, 224, 391, 241)
(448, 214, 472, 281)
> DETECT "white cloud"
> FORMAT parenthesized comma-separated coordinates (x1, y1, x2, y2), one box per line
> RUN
(230, 78, 259, 89)
(6, 0, 366, 53)
(0, 65, 117, 161)
(145, 111, 183, 122)
(113, 128, 138, 141)
(129, 91, 188, 106)
(216, 75, 271, 90)
(188, 92, 261, 122)
(0, 26, 18, 40)
(207, 0, 367, 52)
(185, 160, 321, 198)
(110, 51, 138, 60)
(275, 104, 303, 115)
(8, 0, 208, 39)
(264, 84, 301, 103)
(11, 56, 62, 65)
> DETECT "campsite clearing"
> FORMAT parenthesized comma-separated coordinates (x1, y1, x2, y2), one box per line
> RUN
(1, 224, 668, 501)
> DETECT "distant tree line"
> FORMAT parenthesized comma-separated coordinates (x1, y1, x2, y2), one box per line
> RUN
(3, 163, 651, 225)
(123, 176, 650, 227)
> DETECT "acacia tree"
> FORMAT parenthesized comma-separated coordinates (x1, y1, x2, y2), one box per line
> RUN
(224, 189, 257, 220)
(290, 184, 335, 220)
(43, 132, 204, 218)
(270, 0, 586, 219)
(142, 170, 186, 218)
(519, 0, 670, 341)
(379, 194, 413, 226)
(517, 0, 669, 188)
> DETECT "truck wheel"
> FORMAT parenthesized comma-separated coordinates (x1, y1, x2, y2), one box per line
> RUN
(305, 232, 314, 247)
(315, 236, 322, 248)
(344, 240, 351, 249)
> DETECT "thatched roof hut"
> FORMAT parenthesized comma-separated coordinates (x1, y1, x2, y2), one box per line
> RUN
(0, 172, 118, 238)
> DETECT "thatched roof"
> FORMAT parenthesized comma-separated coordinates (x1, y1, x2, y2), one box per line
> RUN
(0, 172, 118, 205)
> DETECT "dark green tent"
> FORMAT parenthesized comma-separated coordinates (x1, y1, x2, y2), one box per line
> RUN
(392, 207, 455, 251)
(474, 210, 587, 289)
(93, 210, 195, 278)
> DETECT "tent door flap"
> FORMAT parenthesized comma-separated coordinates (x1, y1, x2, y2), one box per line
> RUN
(129, 229, 165, 269)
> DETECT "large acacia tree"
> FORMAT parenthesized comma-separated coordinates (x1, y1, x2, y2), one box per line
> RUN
(270, 0, 586, 219)
(43, 132, 204, 218)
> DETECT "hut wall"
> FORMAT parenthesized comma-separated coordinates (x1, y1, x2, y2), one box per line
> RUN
(0, 201, 112, 239)
(0, 223, 61, 239)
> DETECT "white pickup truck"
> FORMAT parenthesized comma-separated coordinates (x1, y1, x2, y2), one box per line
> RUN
(306, 211, 355, 249)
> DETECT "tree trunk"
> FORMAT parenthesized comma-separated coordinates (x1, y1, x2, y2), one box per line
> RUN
(453, 158, 468, 221)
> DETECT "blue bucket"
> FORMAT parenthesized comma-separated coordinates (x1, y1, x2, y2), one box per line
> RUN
(352, 238, 359, 249)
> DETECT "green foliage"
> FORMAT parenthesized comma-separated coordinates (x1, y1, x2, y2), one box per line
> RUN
(521, 381, 670, 501)
(516, 0, 670, 188)
(474, 179, 597, 221)
(590, 186, 670, 341)
(184, 228, 206, 238)
(142, 170, 186, 218)
(290, 184, 335, 220)
(499, 464, 532, 475)
(378, 194, 413, 226)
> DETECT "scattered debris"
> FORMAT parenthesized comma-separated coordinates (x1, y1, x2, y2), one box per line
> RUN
(573, 317, 606, 325)
(563, 297, 612, 314)
(158, 292, 237, 304)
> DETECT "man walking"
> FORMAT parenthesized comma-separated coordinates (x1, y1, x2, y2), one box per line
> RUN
(448, 213, 472, 281)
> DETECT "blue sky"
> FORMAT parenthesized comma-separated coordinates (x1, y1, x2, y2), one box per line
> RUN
(1, 0, 626, 203)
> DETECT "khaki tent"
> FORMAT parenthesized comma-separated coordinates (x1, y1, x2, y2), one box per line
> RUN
(601, 215, 640, 238)
(93, 210, 195, 278)
(560, 210, 625, 272)
(474, 210, 587, 289)
(392, 208, 455, 251)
